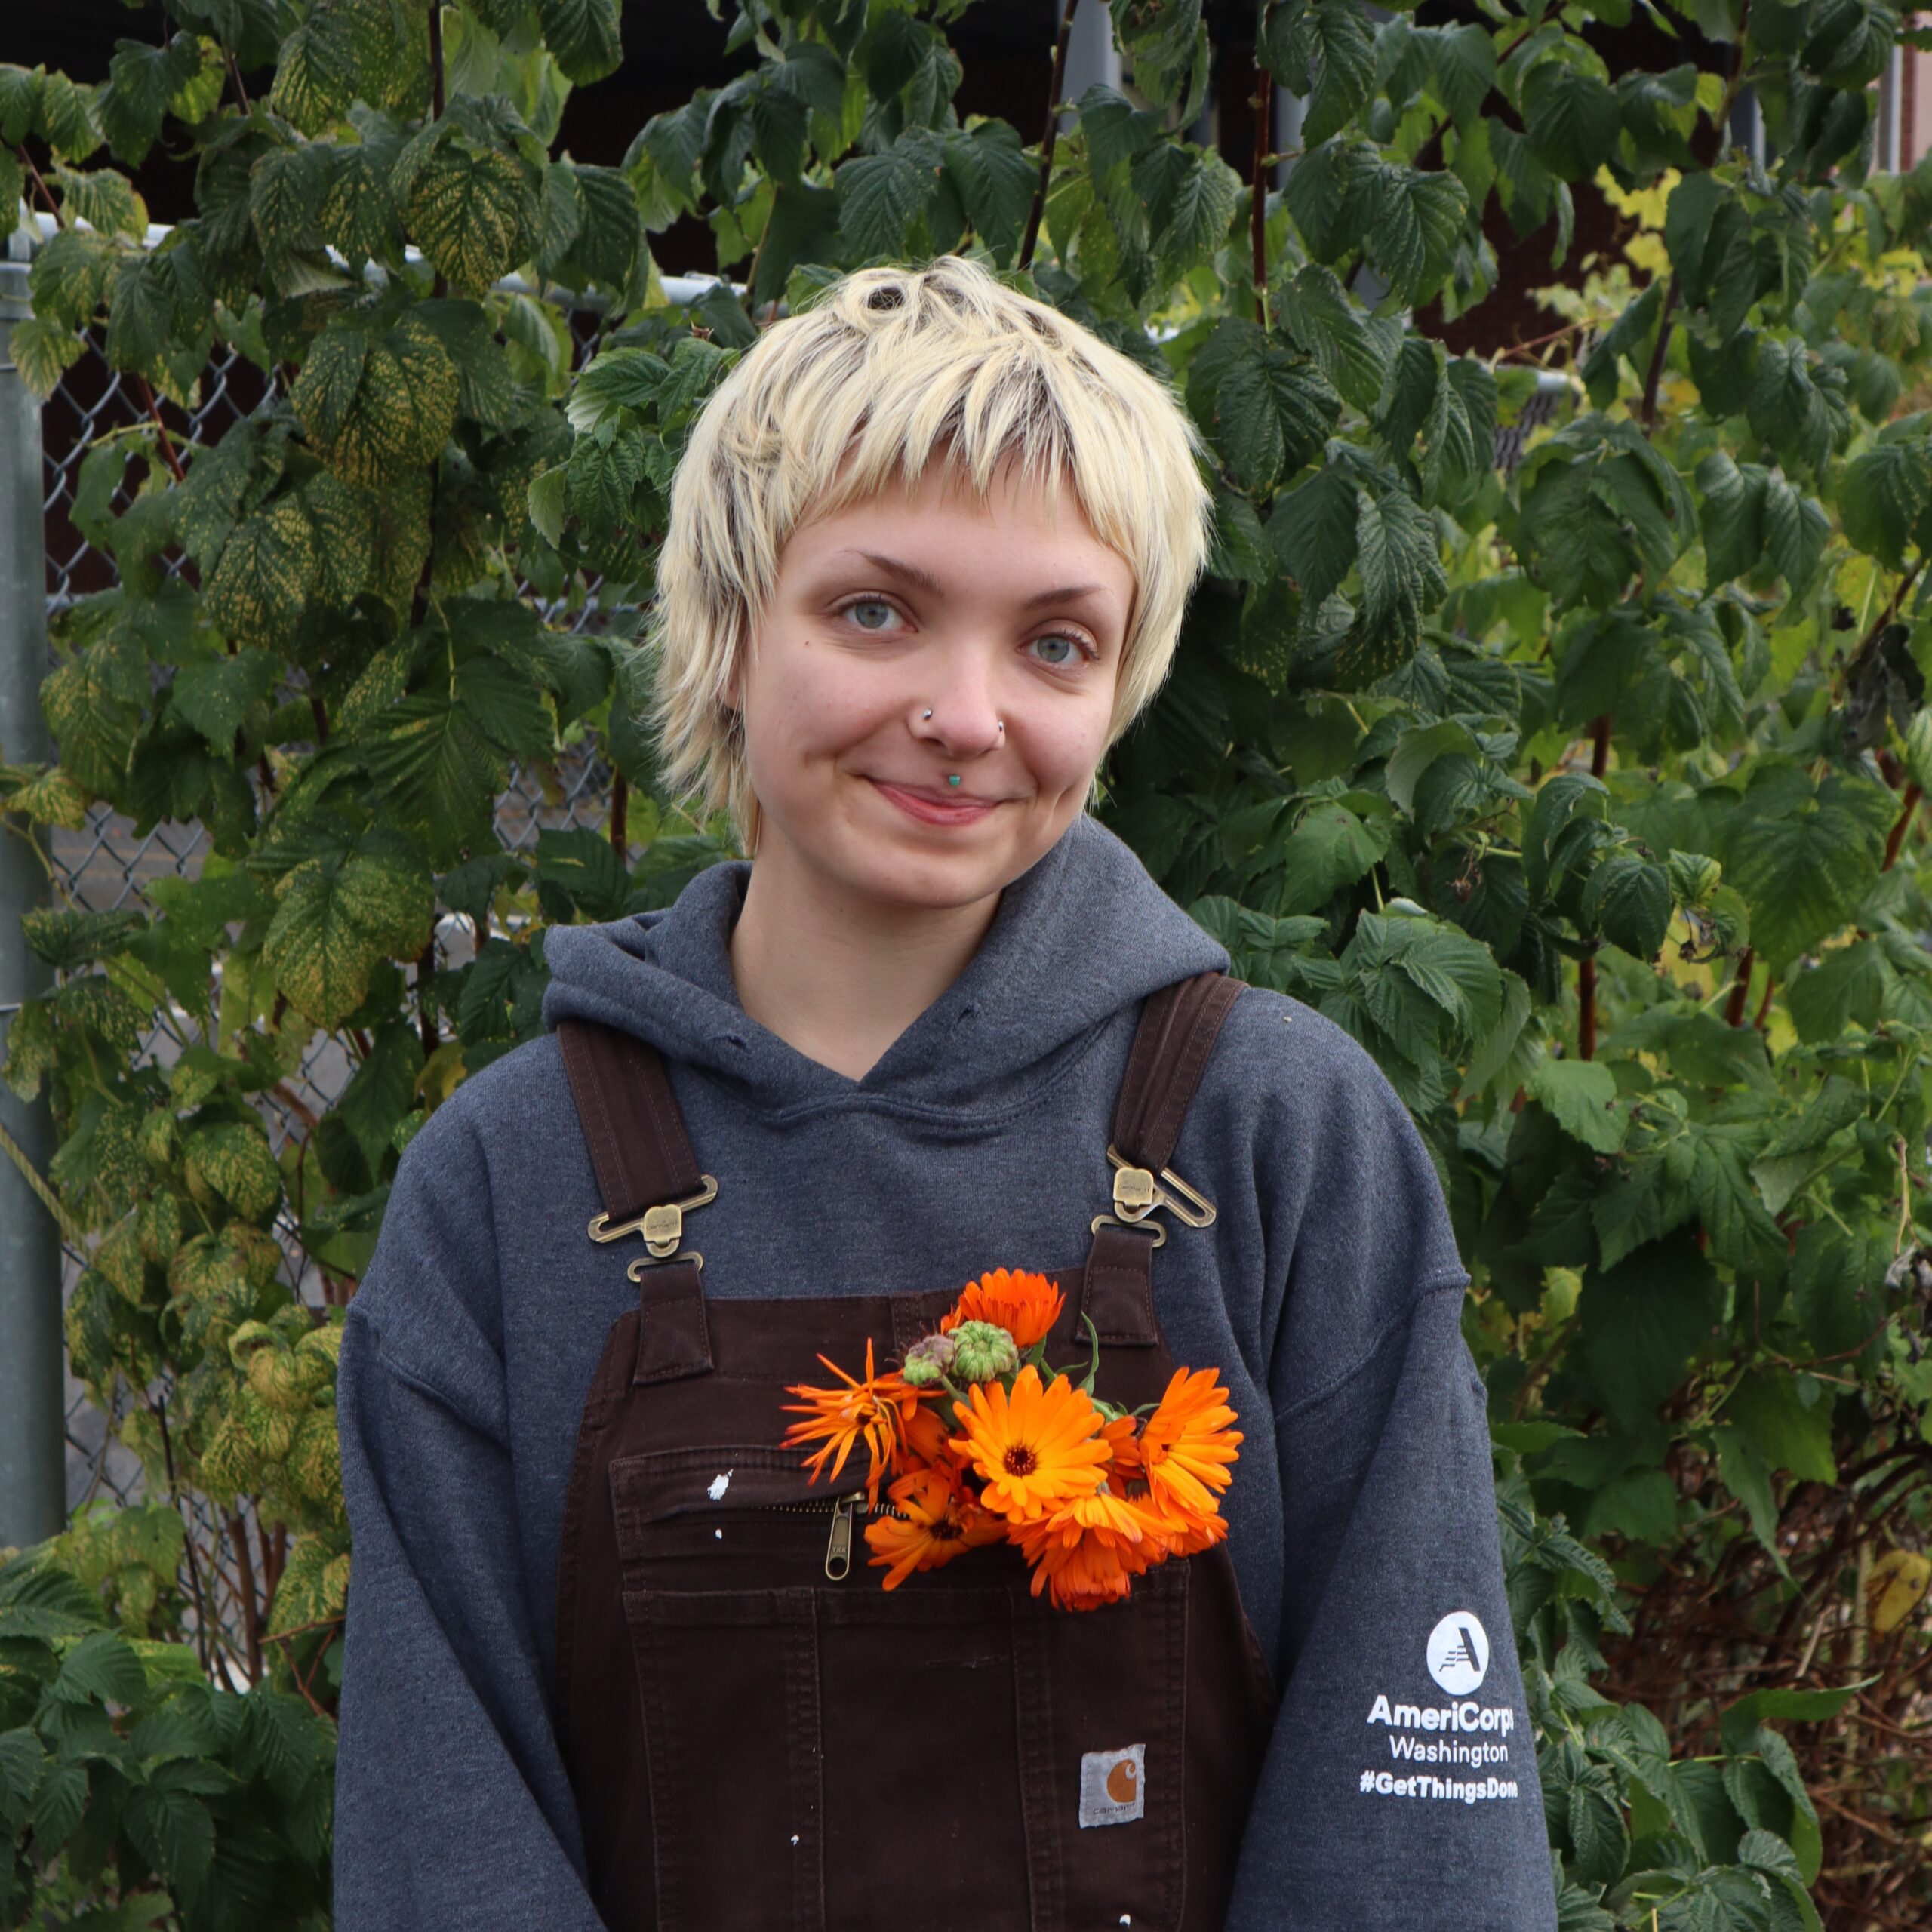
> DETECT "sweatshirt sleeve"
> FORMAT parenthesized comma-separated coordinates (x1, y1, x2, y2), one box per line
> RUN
(333, 1109, 604, 1931)
(1223, 1025, 1558, 1932)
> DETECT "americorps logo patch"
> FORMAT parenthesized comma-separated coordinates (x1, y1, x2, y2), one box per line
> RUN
(1356, 1607, 1520, 1805)
(1426, 1610, 1491, 1696)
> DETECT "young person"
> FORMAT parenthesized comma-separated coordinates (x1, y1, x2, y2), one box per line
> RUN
(334, 256, 1556, 1930)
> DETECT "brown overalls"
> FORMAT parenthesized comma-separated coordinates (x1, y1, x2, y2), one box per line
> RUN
(552, 971, 1276, 1931)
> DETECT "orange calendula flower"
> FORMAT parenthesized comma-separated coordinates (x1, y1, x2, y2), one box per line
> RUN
(940, 1268, 1066, 1349)
(1014, 1488, 1155, 1610)
(948, 1366, 1110, 1521)
(865, 1466, 1004, 1590)
(782, 1340, 920, 1504)
(900, 1396, 956, 1469)
(1141, 1367, 1242, 1518)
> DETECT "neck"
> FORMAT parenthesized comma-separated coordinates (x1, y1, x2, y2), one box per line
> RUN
(728, 847, 1000, 1082)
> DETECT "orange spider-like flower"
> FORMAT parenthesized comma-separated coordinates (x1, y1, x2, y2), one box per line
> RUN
(1140, 1367, 1242, 1518)
(864, 1465, 1005, 1590)
(783, 1340, 921, 1504)
(948, 1366, 1110, 1522)
(940, 1269, 1066, 1349)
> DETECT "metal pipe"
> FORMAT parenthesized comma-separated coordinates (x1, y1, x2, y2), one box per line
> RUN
(0, 256, 64, 1550)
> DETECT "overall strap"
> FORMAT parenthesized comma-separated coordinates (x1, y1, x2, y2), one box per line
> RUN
(1079, 971, 1247, 1346)
(556, 1020, 715, 1385)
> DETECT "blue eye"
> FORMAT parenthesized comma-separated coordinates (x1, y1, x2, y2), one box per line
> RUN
(846, 599, 897, 632)
(1029, 634, 1082, 666)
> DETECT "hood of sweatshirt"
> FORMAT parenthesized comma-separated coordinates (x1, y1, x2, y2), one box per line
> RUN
(540, 813, 1227, 1119)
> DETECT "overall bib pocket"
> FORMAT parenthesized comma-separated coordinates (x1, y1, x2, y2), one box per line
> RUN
(611, 1451, 1192, 1932)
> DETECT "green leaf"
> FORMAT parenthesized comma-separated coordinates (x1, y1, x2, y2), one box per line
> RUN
(1722, 765, 1892, 971)
(1214, 334, 1340, 494)
(1784, 934, 1884, 1046)
(1282, 264, 1391, 411)
(1713, 1422, 1782, 1554)
(1432, 24, 1497, 130)
(1276, 800, 1391, 913)
(1522, 60, 1622, 180)
(1347, 486, 1445, 677)
(1385, 720, 1481, 817)
(1839, 432, 1932, 568)
(837, 131, 943, 257)
(1721, 1684, 1866, 1758)
(1747, 337, 1835, 475)
(124, 1780, 216, 1903)
(536, 0, 623, 83)
(52, 164, 147, 238)
(943, 120, 1035, 263)
(51, 1629, 147, 1706)
(262, 830, 436, 1028)
(1580, 1231, 1722, 1426)
(1760, 475, 1827, 593)
(41, 634, 147, 799)
(1268, 465, 1359, 610)
(97, 35, 202, 168)
(1361, 161, 1467, 304)
(11, 315, 85, 401)
(1278, 0, 1377, 146)
(169, 650, 281, 751)
(31, 1759, 88, 1856)
(1581, 852, 1672, 958)
(1531, 1055, 1627, 1153)
(1697, 451, 1767, 583)
(1727, 1371, 1836, 1484)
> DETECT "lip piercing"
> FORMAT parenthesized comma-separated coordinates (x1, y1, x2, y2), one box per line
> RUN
(947, 774, 962, 786)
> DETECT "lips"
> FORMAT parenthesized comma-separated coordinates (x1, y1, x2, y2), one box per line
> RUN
(868, 778, 1005, 826)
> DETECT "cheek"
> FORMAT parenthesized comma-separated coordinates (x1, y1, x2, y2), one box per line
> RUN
(1017, 694, 1114, 795)
(743, 636, 905, 764)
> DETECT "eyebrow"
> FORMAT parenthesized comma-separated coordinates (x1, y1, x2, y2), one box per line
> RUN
(834, 549, 1115, 612)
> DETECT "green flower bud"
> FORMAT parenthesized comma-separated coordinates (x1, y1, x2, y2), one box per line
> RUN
(902, 1332, 957, 1387)
(949, 1319, 1019, 1384)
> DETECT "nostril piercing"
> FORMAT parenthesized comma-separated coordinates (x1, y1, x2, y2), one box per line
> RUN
(922, 708, 933, 719)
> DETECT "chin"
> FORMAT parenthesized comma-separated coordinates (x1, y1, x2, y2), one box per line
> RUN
(833, 841, 1019, 912)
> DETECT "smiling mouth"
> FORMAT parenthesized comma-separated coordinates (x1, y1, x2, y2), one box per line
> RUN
(868, 778, 1006, 826)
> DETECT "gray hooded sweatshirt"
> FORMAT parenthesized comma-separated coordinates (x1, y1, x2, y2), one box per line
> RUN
(334, 814, 1557, 1930)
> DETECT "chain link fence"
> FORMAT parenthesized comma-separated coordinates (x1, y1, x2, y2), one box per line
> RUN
(25, 238, 630, 1537)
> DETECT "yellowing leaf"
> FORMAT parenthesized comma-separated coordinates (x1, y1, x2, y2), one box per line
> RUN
(404, 138, 534, 294)
(262, 831, 434, 1028)
(1869, 1549, 1932, 1636)
(294, 312, 458, 486)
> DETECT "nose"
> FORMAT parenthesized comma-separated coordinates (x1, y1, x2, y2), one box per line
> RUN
(912, 656, 1004, 763)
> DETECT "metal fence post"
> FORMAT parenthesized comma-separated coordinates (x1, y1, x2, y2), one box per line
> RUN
(0, 255, 64, 1552)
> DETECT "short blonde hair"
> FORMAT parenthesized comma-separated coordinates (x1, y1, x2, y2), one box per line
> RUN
(648, 254, 1215, 846)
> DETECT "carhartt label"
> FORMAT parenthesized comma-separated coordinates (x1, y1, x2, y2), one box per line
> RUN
(1078, 1744, 1145, 1827)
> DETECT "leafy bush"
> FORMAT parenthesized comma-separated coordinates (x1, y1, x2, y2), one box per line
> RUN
(3, 0, 1931, 1924)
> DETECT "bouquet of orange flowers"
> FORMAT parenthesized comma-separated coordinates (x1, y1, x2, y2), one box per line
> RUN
(781, 1269, 1241, 1611)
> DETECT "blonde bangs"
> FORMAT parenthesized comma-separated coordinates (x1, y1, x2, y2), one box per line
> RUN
(647, 256, 1215, 845)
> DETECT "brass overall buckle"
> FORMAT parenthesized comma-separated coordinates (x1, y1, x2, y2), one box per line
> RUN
(587, 1177, 718, 1281)
(1088, 1145, 1217, 1247)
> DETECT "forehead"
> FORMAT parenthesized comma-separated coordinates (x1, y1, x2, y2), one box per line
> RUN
(783, 454, 1134, 591)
